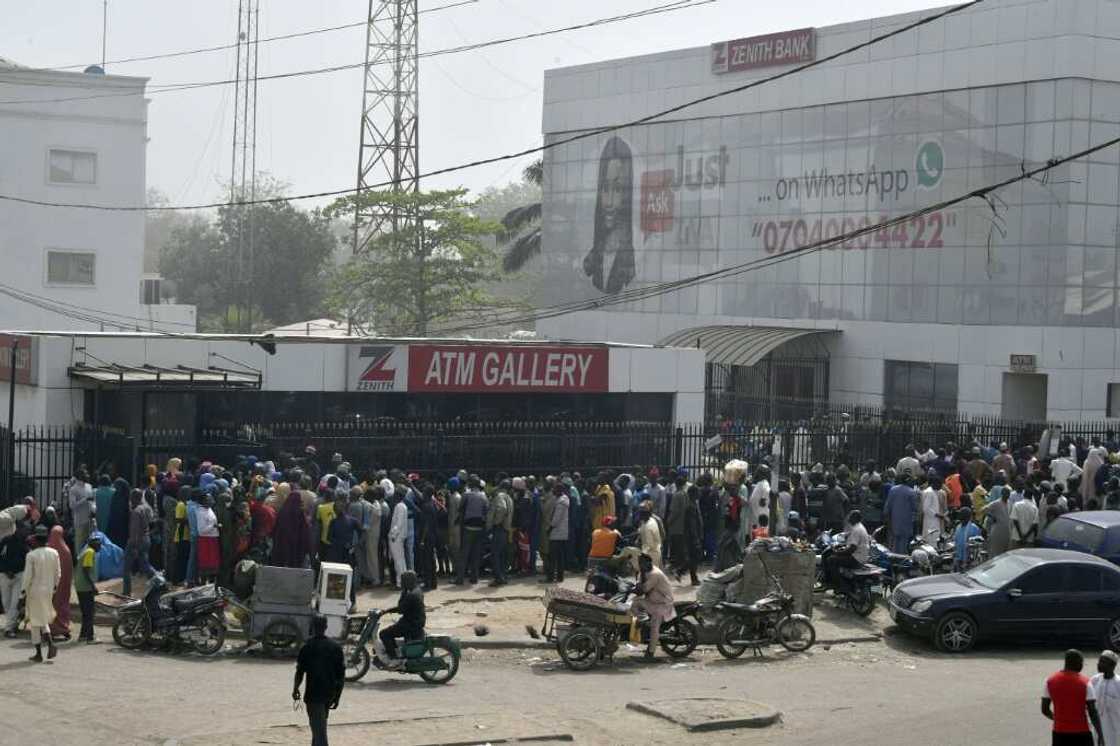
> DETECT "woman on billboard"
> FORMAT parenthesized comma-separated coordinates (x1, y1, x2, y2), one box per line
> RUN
(582, 136, 636, 294)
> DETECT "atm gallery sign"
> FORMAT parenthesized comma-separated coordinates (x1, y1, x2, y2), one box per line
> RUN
(350, 344, 609, 393)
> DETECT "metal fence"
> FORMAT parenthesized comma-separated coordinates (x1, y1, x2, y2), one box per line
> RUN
(5, 412, 1120, 507)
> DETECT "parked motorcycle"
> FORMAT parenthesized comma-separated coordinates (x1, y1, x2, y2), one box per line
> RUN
(714, 563, 815, 658)
(342, 608, 461, 685)
(816, 541, 887, 616)
(111, 575, 227, 656)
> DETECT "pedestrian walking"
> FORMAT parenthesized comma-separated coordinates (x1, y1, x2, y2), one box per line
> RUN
(1042, 649, 1103, 746)
(1091, 651, 1120, 746)
(22, 526, 61, 662)
(293, 614, 345, 746)
(123, 488, 156, 596)
(0, 522, 28, 638)
(46, 525, 72, 641)
(74, 535, 102, 643)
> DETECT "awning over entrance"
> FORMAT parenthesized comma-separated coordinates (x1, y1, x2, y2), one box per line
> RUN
(657, 326, 838, 367)
(69, 363, 261, 389)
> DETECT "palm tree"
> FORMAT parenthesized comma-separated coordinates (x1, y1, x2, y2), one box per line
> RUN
(498, 159, 542, 273)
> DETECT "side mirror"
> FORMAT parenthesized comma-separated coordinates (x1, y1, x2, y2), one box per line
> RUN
(1008, 588, 1022, 599)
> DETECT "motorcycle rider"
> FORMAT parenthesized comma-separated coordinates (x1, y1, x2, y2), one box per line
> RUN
(825, 510, 870, 588)
(632, 553, 675, 661)
(377, 570, 425, 668)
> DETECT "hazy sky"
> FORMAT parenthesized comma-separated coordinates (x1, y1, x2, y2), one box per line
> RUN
(3, 0, 944, 209)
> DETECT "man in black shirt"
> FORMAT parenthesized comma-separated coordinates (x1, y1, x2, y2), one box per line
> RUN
(293, 614, 345, 746)
(378, 570, 425, 666)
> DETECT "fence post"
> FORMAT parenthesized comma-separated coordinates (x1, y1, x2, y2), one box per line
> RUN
(674, 427, 683, 468)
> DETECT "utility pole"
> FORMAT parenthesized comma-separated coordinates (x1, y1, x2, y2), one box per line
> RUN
(101, 0, 108, 70)
(352, 0, 420, 256)
(5, 338, 18, 502)
(231, 0, 261, 333)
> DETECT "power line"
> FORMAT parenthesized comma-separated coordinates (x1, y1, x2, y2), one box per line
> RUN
(0, 0, 979, 213)
(0, 1, 709, 104)
(434, 142, 1115, 334)
(0, 280, 198, 329)
(45, 0, 481, 71)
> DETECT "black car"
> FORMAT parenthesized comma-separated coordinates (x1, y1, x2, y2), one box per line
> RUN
(888, 548, 1120, 653)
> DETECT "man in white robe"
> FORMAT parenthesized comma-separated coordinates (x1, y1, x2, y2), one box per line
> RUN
(21, 526, 61, 662)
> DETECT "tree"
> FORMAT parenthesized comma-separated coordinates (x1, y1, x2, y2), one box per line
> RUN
(495, 159, 543, 273)
(160, 179, 337, 332)
(326, 188, 506, 336)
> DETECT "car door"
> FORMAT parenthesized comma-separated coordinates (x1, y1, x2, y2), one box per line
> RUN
(1059, 565, 1111, 641)
(995, 563, 1068, 640)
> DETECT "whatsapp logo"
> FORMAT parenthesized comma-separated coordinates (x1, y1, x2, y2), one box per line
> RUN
(916, 140, 944, 189)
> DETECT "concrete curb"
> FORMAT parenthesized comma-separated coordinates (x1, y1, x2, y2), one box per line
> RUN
(626, 699, 781, 732)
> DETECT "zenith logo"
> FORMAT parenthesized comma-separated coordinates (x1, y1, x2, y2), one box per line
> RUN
(357, 346, 396, 391)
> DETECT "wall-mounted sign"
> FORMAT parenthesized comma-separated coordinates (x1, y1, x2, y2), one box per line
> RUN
(711, 28, 816, 74)
(1009, 354, 1037, 373)
(0, 334, 36, 385)
(409, 345, 608, 393)
(347, 344, 610, 393)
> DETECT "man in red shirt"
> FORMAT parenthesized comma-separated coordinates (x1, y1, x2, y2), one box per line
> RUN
(1042, 649, 1103, 745)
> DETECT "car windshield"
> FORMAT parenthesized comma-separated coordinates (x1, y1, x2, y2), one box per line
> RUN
(1043, 518, 1106, 552)
(964, 553, 1039, 590)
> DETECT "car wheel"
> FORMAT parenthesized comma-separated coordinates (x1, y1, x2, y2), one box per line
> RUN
(935, 612, 977, 653)
(1104, 618, 1120, 651)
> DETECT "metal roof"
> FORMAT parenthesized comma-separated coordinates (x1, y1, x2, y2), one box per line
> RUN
(656, 326, 838, 368)
(68, 362, 261, 389)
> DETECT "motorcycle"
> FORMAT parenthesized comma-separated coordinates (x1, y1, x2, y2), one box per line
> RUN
(342, 608, 461, 685)
(714, 563, 816, 658)
(816, 541, 887, 616)
(584, 546, 643, 598)
(111, 575, 227, 656)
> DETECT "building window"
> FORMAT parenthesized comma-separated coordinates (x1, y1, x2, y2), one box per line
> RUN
(48, 149, 97, 184)
(884, 360, 959, 413)
(46, 251, 96, 285)
(1108, 384, 1120, 418)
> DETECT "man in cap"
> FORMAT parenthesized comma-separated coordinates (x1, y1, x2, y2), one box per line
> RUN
(21, 526, 61, 662)
(1043, 649, 1103, 746)
(1091, 650, 1120, 746)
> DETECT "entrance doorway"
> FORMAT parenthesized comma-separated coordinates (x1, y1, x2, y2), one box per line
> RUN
(1002, 373, 1047, 421)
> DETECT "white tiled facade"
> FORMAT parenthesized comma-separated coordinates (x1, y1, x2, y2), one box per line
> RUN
(0, 63, 195, 333)
(537, 0, 1120, 420)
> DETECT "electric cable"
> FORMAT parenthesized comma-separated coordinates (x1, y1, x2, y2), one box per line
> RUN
(0, 0, 980, 212)
(44, 0, 482, 71)
(0, 1, 709, 104)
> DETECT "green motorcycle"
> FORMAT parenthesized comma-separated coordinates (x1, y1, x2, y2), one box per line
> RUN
(342, 608, 460, 685)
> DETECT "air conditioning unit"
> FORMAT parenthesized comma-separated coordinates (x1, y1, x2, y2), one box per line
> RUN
(140, 276, 161, 305)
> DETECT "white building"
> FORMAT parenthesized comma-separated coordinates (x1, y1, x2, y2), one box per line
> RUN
(536, 0, 1120, 421)
(0, 57, 195, 335)
(0, 57, 196, 430)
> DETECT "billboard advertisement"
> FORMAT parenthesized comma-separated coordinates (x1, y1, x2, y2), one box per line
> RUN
(541, 80, 1092, 328)
(0, 334, 36, 385)
(347, 344, 609, 393)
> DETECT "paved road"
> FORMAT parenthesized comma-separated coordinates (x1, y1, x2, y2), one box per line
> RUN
(0, 621, 1089, 745)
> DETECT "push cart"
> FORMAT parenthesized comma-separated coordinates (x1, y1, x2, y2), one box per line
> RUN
(541, 586, 697, 671)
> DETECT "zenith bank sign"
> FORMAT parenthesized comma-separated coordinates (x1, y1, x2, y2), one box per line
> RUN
(409, 345, 608, 393)
(711, 28, 816, 74)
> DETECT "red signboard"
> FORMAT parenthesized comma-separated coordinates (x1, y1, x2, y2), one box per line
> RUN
(408, 345, 609, 393)
(712, 28, 816, 74)
(0, 334, 34, 385)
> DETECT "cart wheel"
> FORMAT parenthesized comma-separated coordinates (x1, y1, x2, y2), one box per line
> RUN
(557, 627, 600, 671)
(260, 619, 303, 657)
(343, 642, 371, 682)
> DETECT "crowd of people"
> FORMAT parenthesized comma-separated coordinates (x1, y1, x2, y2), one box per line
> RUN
(1, 427, 1119, 657)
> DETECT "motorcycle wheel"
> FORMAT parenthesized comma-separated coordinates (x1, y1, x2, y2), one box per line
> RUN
(260, 619, 303, 658)
(113, 613, 150, 650)
(775, 616, 816, 652)
(716, 619, 751, 659)
(417, 641, 460, 685)
(848, 588, 875, 617)
(557, 627, 600, 671)
(189, 613, 227, 656)
(343, 642, 371, 682)
(658, 618, 698, 659)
